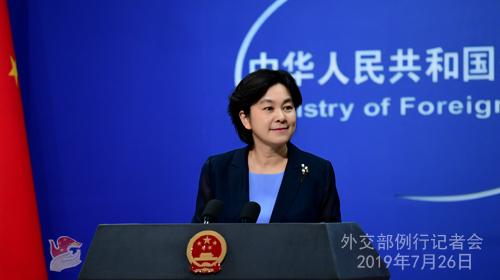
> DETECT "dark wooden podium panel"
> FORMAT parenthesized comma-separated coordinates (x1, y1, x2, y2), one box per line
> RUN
(78, 223, 390, 280)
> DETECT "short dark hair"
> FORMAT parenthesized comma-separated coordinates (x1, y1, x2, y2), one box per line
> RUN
(227, 69, 303, 145)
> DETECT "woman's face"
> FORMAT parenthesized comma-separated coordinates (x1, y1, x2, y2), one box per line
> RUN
(240, 83, 296, 149)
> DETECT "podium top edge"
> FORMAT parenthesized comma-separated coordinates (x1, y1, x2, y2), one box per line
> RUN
(96, 222, 359, 227)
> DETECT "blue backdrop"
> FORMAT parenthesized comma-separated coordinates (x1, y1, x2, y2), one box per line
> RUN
(7, 1, 500, 279)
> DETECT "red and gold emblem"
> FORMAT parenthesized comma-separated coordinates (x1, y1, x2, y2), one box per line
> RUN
(187, 230, 227, 274)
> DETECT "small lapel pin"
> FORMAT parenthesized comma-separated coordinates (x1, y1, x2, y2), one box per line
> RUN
(301, 164, 309, 183)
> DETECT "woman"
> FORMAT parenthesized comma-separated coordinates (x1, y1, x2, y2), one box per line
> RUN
(192, 69, 341, 223)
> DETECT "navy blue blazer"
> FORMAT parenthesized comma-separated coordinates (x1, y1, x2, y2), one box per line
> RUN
(192, 142, 341, 223)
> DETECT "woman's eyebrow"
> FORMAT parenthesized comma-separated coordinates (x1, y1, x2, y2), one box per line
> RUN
(259, 98, 293, 105)
(259, 99, 275, 104)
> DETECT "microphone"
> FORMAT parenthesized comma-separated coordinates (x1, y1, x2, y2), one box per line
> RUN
(201, 199, 223, 224)
(238, 202, 261, 223)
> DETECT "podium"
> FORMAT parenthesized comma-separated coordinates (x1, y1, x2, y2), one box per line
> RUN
(78, 223, 390, 280)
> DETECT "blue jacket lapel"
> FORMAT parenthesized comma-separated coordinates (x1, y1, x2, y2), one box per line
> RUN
(270, 142, 303, 223)
(229, 146, 250, 210)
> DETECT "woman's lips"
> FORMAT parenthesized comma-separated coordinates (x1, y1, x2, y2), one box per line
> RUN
(271, 128, 288, 132)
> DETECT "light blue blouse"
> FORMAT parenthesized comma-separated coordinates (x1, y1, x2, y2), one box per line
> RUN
(249, 171, 285, 223)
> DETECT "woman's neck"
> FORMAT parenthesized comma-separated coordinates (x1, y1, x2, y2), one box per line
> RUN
(247, 143, 288, 174)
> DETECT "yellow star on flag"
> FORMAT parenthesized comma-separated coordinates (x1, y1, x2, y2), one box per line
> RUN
(8, 56, 18, 86)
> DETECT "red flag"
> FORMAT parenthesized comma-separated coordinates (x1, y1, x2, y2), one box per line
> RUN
(0, 1, 48, 279)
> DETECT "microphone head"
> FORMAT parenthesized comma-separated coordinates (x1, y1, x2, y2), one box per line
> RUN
(239, 202, 261, 223)
(201, 199, 224, 223)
